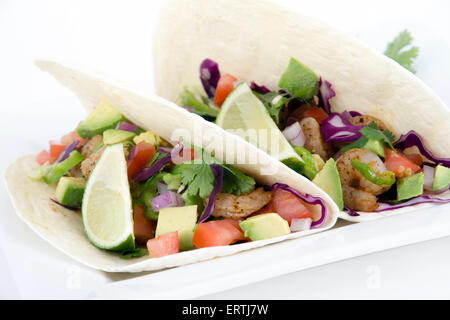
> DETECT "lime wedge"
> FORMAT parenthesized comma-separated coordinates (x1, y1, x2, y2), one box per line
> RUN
(216, 83, 300, 162)
(82, 143, 135, 251)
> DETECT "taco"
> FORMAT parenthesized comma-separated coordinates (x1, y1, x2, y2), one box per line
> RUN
(152, 0, 450, 222)
(4, 60, 338, 272)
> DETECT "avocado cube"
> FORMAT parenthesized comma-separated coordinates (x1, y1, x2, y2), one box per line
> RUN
(433, 165, 450, 191)
(313, 158, 343, 210)
(397, 172, 424, 201)
(155, 205, 198, 251)
(278, 57, 319, 100)
(103, 129, 136, 145)
(76, 101, 124, 139)
(239, 213, 290, 241)
(55, 177, 86, 207)
(133, 131, 161, 146)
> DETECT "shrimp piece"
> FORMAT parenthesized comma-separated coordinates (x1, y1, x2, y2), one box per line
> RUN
(212, 188, 273, 220)
(342, 185, 379, 212)
(80, 145, 106, 179)
(299, 117, 333, 160)
(349, 115, 388, 132)
(336, 148, 391, 196)
(81, 135, 103, 158)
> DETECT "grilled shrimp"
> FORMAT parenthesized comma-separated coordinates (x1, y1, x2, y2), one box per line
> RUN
(299, 117, 333, 160)
(336, 149, 391, 196)
(212, 188, 273, 220)
(80, 145, 106, 179)
(342, 185, 379, 212)
(81, 135, 103, 158)
(349, 115, 388, 132)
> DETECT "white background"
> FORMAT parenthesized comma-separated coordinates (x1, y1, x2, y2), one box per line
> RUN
(1, 0, 449, 299)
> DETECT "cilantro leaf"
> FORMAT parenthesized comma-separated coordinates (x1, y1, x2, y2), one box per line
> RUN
(221, 164, 256, 196)
(340, 122, 396, 154)
(384, 30, 419, 74)
(177, 89, 219, 119)
(120, 248, 148, 260)
(253, 91, 290, 125)
(171, 163, 215, 199)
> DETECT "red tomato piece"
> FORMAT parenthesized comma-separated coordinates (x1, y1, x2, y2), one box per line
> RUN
(384, 148, 421, 178)
(133, 205, 156, 245)
(272, 189, 313, 225)
(250, 200, 276, 217)
(146, 231, 179, 258)
(302, 107, 330, 125)
(214, 74, 238, 106)
(49, 141, 67, 163)
(404, 153, 424, 167)
(171, 147, 198, 165)
(36, 150, 50, 165)
(193, 219, 246, 248)
(127, 141, 156, 179)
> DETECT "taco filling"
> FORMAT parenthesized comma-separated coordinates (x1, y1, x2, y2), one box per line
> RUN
(30, 100, 329, 258)
(177, 57, 450, 215)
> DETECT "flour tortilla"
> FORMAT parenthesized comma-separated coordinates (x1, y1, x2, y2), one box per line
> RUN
(152, 0, 450, 222)
(4, 59, 338, 273)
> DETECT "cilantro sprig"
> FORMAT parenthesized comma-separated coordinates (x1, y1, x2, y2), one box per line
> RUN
(384, 30, 419, 74)
(340, 122, 396, 155)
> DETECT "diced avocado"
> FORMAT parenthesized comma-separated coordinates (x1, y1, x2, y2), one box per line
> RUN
(239, 213, 290, 241)
(312, 158, 344, 210)
(155, 205, 198, 251)
(133, 131, 161, 146)
(364, 139, 385, 157)
(397, 172, 424, 201)
(44, 151, 84, 184)
(76, 101, 124, 139)
(278, 57, 319, 100)
(55, 177, 86, 207)
(103, 129, 136, 145)
(433, 165, 450, 191)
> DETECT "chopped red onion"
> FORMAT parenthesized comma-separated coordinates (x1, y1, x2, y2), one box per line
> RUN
(116, 122, 137, 133)
(57, 140, 80, 163)
(423, 165, 435, 191)
(198, 164, 224, 223)
(250, 81, 271, 94)
(267, 183, 327, 228)
(132, 143, 184, 183)
(394, 131, 450, 168)
(128, 145, 137, 163)
(283, 122, 306, 147)
(200, 59, 221, 98)
(151, 191, 183, 211)
(290, 218, 312, 232)
(318, 78, 335, 114)
(375, 196, 450, 212)
(320, 113, 364, 143)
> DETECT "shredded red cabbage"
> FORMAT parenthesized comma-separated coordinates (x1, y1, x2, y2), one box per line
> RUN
(132, 143, 184, 183)
(318, 78, 335, 114)
(128, 145, 137, 163)
(394, 131, 450, 168)
(344, 206, 360, 217)
(50, 198, 80, 211)
(200, 59, 221, 98)
(116, 122, 137, 133)
(57, 140, 80, 163)
(320, 113, 364, 143)
(198, 164, 224, 223)
(268, 183, 327, 228)
(375, 196, 450, 212)
(250, 81, 271, 94)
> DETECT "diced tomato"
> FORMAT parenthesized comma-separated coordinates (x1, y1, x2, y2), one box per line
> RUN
(271, 189, 313, 225)
(404, 153, 424, 167)
(146, 231, 179, 258)
(384, 148, 421, 178)
(214, 74, 238, 106)
(127, 141, 156, 179)
(36, 150, 50, 165)
(193, 219, 246, 248)
(49, 141, 67, 163)
(133, 205, 156, 245)
(171, 147, 198, 165)
(289, 105, 329, 125)
(302, 107, 330, 125)
(61, 131, 88, 148)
